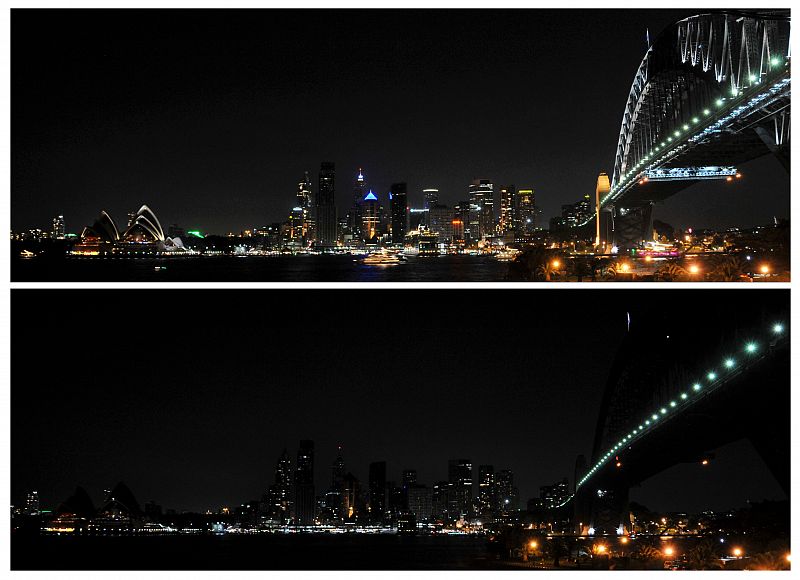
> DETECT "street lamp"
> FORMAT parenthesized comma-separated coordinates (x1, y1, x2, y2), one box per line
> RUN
(760, 264, 770, 275)
(664, 547, 674, 557)
(733, 547, 743, 558)
(551, 259, 561, 269)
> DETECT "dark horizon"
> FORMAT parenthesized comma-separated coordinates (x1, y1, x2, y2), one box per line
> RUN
(12, 289, 787, 515)
(11, 9, 789, 236)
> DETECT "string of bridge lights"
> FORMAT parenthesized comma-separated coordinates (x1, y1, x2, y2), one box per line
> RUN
(576, 56, 789, 228)
(554, 322, 786, 509)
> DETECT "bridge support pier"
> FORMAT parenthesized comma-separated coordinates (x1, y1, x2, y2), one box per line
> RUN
(574, 479, 631, 536)
(611, 203, 654, 251)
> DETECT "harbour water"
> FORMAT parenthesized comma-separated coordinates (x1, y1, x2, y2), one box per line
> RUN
(12, 254, 511, 283)
(13, 533, 501, 570)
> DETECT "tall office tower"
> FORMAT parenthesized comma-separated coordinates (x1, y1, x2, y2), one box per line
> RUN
(25, 490, 40, 516)
(448, 459, 473, 519)
(296, 172, 314, 245)
(423, 188, 439, 209)
(368, 461, 387, 524)
(361, 190, 381, 243)
(422, 188, 439, 227)
(477, 465, 496, 517)
(294, 440, 315, 525)
(347, 169, 366, 244)
(268, 449, 293, 523)
(389, 182, 408, 246)
(287, 206, 304, 248)
(402, 470, 417, 487)
(341, 472, 361, 521)
(453, 201, 470, 245)
(51, 215, 65, 239)
(495, 469, 518, 513)
(498, 185, 516, 235)
(431, 481, 449, 520)
(516, 188, 537, 235)
(315, 162, 337, 248)
(469, 179, 494, 238)
(406, 484, 432, 522)
(428, 204, 455, 245)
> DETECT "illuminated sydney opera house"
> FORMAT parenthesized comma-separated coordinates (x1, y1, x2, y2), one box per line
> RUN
(71, 205, 189, 256)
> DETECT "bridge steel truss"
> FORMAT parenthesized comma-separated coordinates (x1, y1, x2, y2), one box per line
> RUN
(552, 300, 789, 536)
(578, 10, 790, 236)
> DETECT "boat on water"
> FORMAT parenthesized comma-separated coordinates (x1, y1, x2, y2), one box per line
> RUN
(494, 249, 520, 262)
(362, 251, 406, 265)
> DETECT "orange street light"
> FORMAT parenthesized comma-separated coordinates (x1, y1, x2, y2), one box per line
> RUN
(760, 264, 770, 275)
(529, 540, 538, 550)
(726, 176, 733, 182)
(551, 259, 561, 269)
(689, 264, 700, 274)
(664, 547, 675, 557)
(733, 548, 743, 558)
(595, 544, 607, 554)
(620, 537, 629, 544)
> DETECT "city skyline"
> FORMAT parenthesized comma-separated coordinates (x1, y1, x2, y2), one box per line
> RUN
(12, 290, 787, 515)
(11, 9, 789, 235)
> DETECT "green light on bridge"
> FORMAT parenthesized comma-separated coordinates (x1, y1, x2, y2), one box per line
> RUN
(773, 323, 784, 334)
(771, 57, 782, 67)
(680, 393, 688, 399)
(745, 343, 757, 353)
(707, 372, 717, 381)
(724, 359, 735, 369)
(693, 383, 702, 391)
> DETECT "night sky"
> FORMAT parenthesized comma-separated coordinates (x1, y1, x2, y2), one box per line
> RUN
(11, 9, 789, 235)
(13, 290, 786, 515)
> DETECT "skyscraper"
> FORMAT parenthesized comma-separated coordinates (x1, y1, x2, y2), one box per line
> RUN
(25, 490, 39, 516)
(296, 172, 313, 246)
(361, 190, 380, 243)
(428, 204, 455, 245)
(498, 186, 516, 235)
(268, 449, 293, 523)
(315, 162, 337, 248)
(496, 468, 518, 513)
(368, 461, 387, 524)
(469, 179, 494, 238)
(448, 459, 472, 519)
(389, 182, 408, 246)
(422, 188, 439, 227)
(346, 169, 366, 245)
(294, 440, 315, 525)
(516, 188, 537, 235)
(477, 465, 496, 518)
(51, 215, 65, 239)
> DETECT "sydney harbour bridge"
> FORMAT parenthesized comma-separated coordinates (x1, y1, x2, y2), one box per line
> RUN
(551, 294, 788, 536)
(574, 10, 790, 250)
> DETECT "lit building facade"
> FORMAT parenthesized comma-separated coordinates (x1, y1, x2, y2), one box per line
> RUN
(515, 188, 537, 235)
(469, 179, 494, 239)
(497, 186, 515, 235)
(296, 171, 313, 246)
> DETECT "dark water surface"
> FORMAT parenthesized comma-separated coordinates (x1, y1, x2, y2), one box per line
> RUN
(13, 255, 511, 282)
(13, 534, 508, 570)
